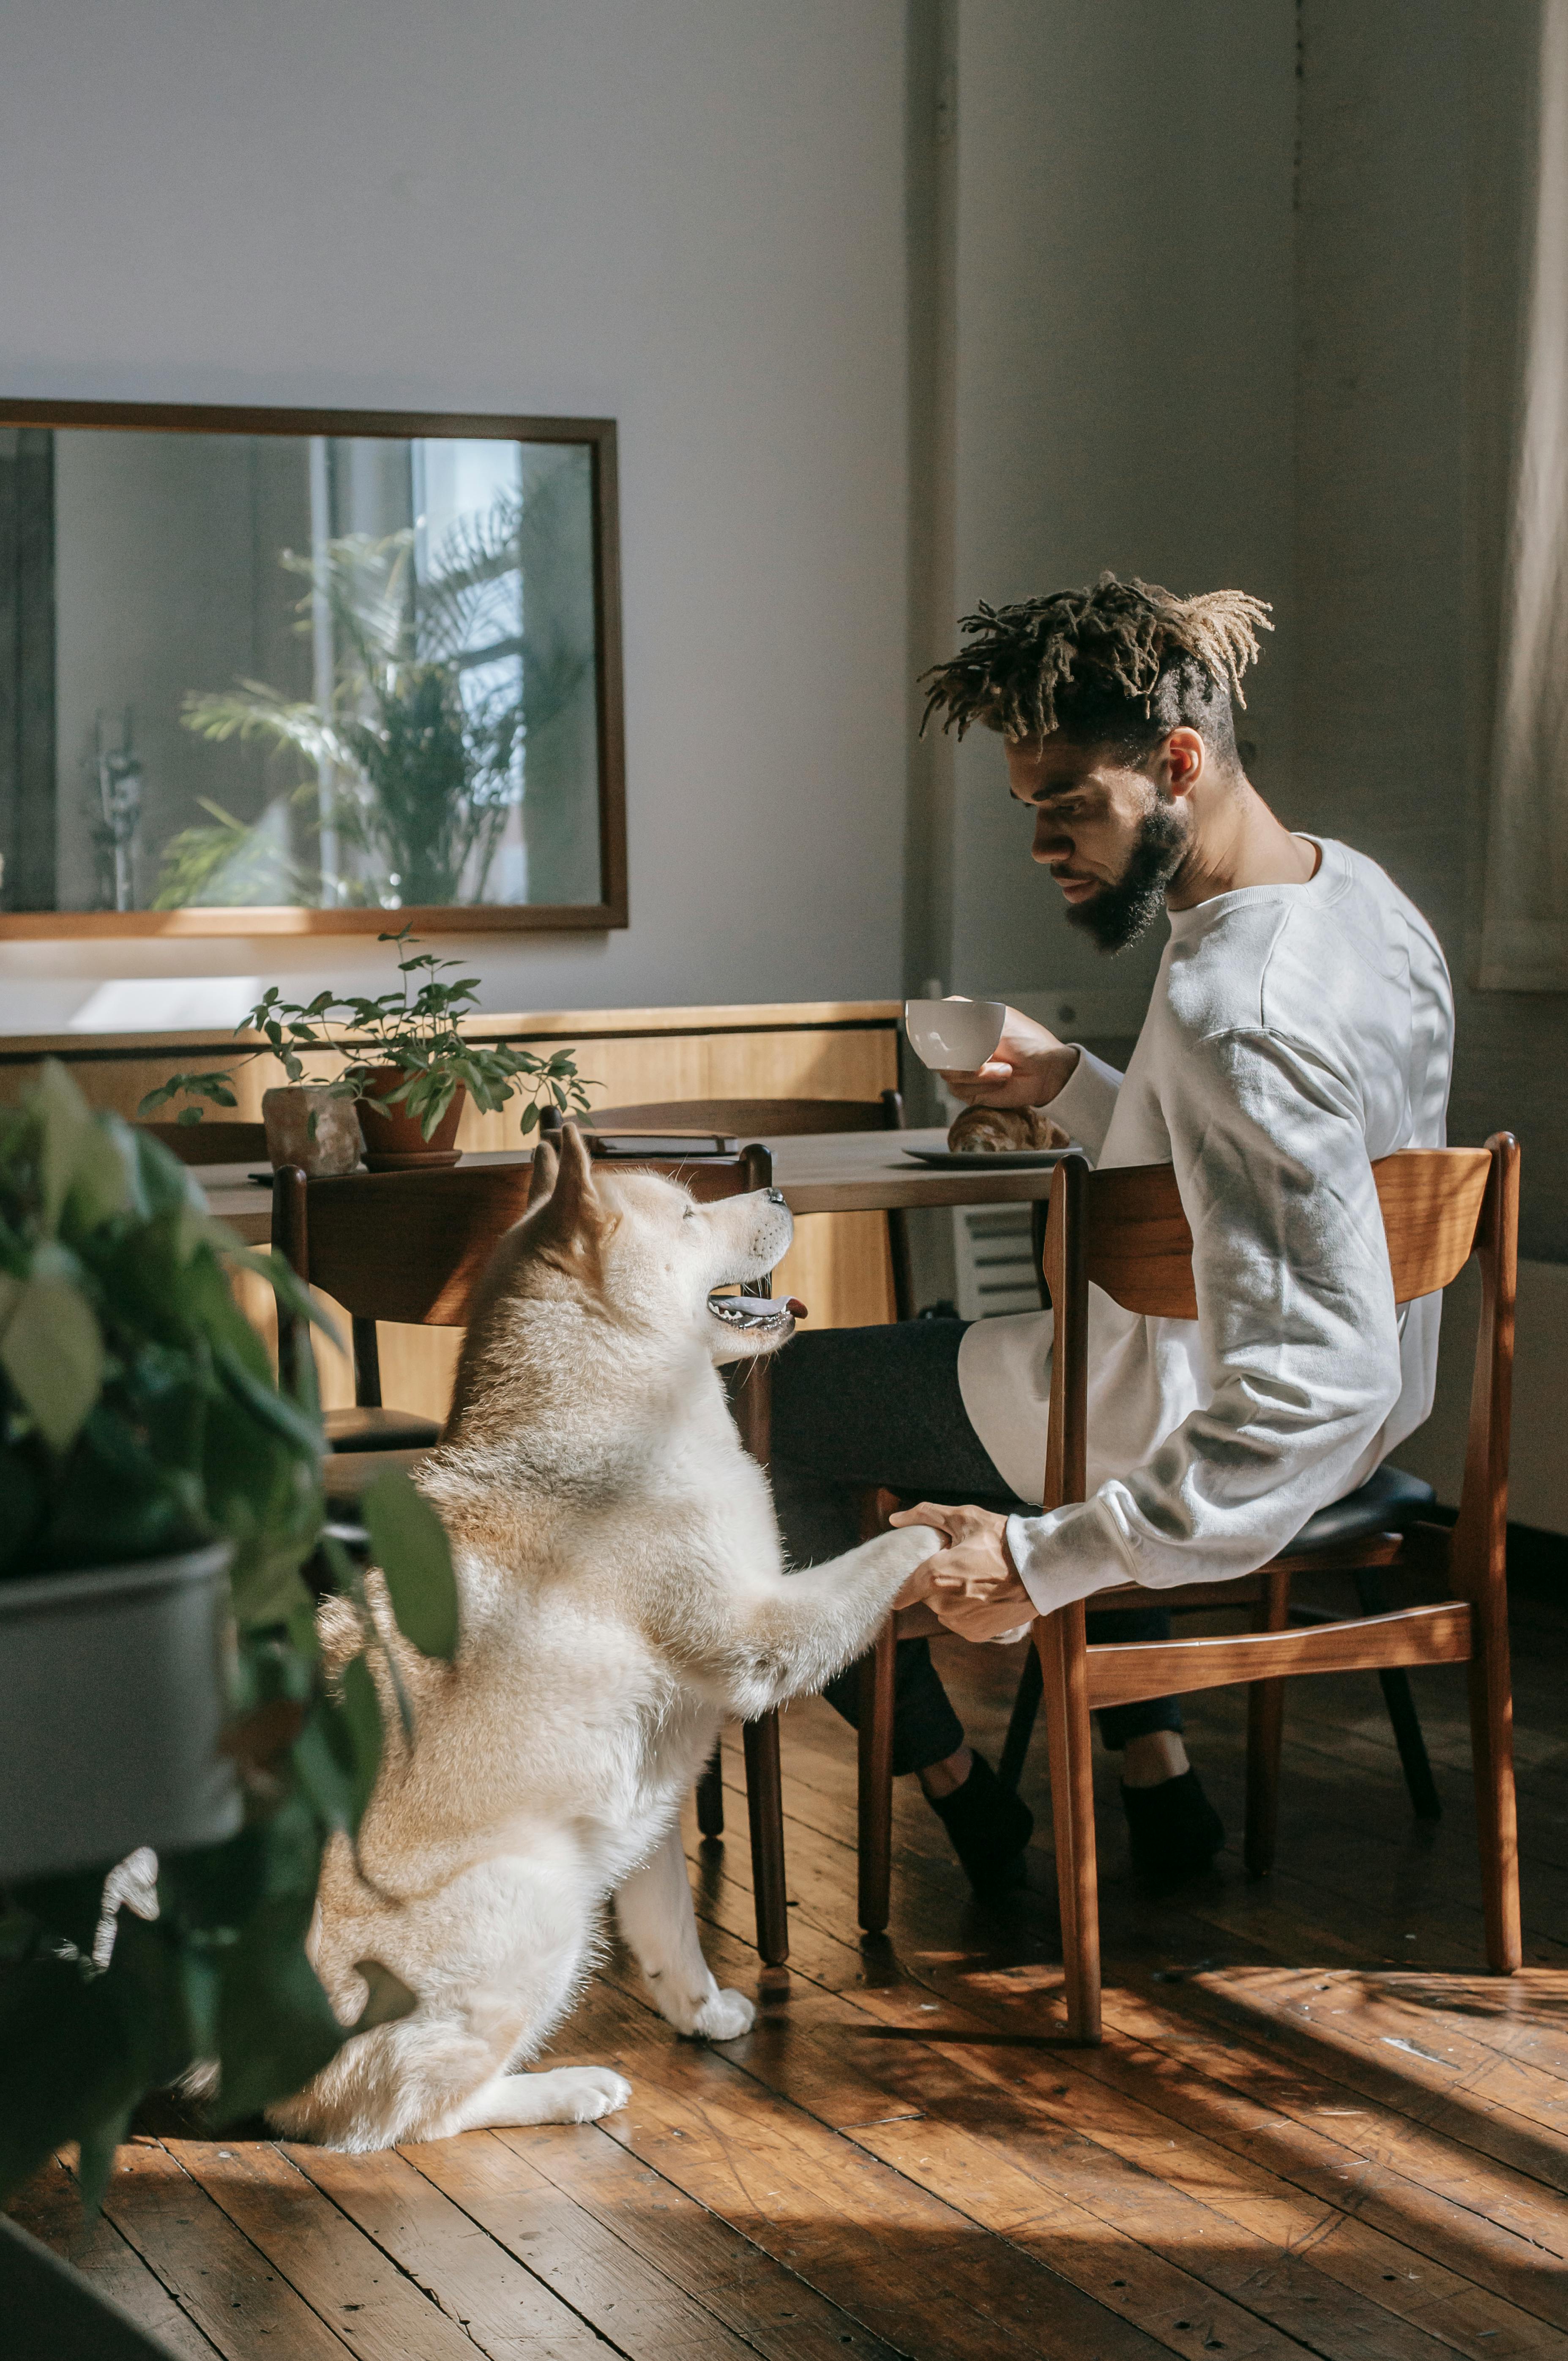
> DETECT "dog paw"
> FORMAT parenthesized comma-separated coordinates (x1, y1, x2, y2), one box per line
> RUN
(691, 1986, 755, 2042)
(549, 2066, 633, 2123)
(880, 1522, 946, 1573)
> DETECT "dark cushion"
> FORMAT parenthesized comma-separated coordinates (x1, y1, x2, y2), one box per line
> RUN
(1286, 1463, 1436, 1555)
(324, 1405, 443, 1452)
(322, 1444, 431, 1510)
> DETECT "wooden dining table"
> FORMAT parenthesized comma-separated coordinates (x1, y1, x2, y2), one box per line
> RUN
(197, 1126, 1065, 1242)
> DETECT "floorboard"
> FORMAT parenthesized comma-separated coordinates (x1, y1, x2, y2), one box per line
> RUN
(12, 1584, 1568, 2360)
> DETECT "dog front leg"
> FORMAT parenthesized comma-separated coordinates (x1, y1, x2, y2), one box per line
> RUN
(727, 1523, 945, 1716)
(615, 1824, 755, 2042)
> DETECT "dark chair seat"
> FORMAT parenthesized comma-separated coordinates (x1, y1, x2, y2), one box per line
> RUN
(322, 1444, 431, 1510)
(324, 1405, 443, 1452)
(1285, 1464, 1436, 1556)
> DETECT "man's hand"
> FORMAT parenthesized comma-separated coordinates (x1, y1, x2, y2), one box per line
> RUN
(940, 1006, 1080, 1109)
(888, 1501, 1035, 1642)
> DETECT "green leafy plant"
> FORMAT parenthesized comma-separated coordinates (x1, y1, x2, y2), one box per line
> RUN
(160, 488, 590, 911)
(152, 796, 316, 914)
(0, 1064, 462, 2209)
(137, 925, 595, 1144)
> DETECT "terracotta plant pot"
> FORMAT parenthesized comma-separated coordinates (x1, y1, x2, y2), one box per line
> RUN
(356, 1065, 467, 1171)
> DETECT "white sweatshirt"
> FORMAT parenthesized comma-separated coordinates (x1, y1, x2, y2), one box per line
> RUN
(956, 837, 1454, 1618)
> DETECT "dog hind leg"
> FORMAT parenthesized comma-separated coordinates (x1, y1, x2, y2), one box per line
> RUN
(616, 1822, 755, 2041)
(427, 2063, 632, 2135)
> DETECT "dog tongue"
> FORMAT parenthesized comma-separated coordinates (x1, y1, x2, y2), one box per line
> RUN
(785, 1297, 808, 1317)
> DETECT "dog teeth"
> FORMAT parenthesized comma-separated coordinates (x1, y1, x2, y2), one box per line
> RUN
(708, 1294, 790, 1329)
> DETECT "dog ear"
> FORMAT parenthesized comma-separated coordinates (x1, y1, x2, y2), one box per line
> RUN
(526, 1137, 559, 1211)
(525, 1122, 607, 1280)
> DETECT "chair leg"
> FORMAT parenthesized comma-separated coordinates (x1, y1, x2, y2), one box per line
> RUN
(1038, 1604, 1100, 2042)
(886, 1206, 916, 1324)
(1244, 1570, 1291, 1877)
(742, 1712, 789, 1967)
(857, 1625, 897, 1935)
(1352, 1568, 1442, 1820)
(998, 1643, 1044, 1795)
(696, 1742, 725, 1838)
(1468, 1584, 1523, 1975)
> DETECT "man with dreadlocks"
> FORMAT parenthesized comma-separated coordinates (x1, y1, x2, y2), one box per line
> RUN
(769, 572, 1452, 1899)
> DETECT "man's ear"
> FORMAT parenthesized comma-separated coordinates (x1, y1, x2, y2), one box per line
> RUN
(1162, 726, 1205, 800)
(524, 1122, 606, 1279)
(526, 1137, 559, 1211)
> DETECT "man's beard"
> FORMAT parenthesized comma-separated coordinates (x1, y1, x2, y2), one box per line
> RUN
(1065, 798, 1191, 954)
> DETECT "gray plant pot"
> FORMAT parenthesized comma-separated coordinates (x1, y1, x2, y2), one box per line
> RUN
(0, 1542, 242, 1883)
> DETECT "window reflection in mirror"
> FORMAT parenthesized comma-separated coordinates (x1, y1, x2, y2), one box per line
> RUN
(0, 412, 623, 930)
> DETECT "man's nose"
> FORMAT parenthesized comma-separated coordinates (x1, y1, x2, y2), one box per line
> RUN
(1032, 814, 1069, 864)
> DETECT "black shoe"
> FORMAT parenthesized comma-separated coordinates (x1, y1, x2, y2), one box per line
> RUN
(1121, 1768, 1225, 1892)
(926, 1751, 1034, 1898)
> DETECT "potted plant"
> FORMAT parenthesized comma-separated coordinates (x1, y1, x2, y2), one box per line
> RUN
(0, 1063, 461, 2211)
(137, 925, 594, 1172)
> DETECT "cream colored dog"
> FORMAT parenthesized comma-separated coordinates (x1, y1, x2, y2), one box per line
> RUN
(268, 1127, 941, 2152)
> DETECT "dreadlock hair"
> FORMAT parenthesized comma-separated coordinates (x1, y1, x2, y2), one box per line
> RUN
(919, 572, 1272, 771)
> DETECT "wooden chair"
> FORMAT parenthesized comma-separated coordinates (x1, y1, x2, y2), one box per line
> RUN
(272, 1146, 793, 1968)
(590, 1092, 915, 1320)
(858, 1139, 1522, 2038)
(137, 1118, 269, 1166)
(135, 1117, 432, 1451)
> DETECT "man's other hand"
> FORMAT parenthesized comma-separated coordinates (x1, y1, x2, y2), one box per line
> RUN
(888, 1501, 1035, 1642)
(940, 1006, 1080, 1107)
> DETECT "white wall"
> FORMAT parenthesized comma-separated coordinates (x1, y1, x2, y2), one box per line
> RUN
(0, 0, 909, 1032)
(1290, 0, 1568, 1268)
(934, 0, 1298, 1019)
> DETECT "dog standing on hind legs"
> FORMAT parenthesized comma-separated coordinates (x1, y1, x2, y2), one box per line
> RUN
(267, 1125, 942, 2151)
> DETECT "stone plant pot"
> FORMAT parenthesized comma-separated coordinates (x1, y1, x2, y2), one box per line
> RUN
(0, 1542, 242, 1883)
(355, 1065, 467, 1172)
(262, 1084, 363, 1176)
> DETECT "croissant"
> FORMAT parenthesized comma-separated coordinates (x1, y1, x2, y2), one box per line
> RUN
(946, 1104, 1069, 1154)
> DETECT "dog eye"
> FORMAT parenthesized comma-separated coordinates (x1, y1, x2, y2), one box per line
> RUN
(682, 1208, 694, 1221)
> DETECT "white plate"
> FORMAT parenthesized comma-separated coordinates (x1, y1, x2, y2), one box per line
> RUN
(901, 1146, 1066, 1170)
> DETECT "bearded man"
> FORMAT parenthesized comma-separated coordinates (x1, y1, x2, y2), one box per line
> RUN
(770, 573, 1453, 1899)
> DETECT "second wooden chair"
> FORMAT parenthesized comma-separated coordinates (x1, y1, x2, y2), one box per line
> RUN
(858, 1140, 1522, 2040)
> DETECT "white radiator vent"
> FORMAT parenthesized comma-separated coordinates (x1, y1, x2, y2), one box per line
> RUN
(952, 1205, 1043, 1322)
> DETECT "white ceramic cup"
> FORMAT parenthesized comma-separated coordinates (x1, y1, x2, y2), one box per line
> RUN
(902, 996, 1008, 1072)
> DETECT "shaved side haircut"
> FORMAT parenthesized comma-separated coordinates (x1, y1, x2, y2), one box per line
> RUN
(920, 572, 1271, 768)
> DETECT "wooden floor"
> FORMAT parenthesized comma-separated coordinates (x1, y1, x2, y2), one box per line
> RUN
(15, 1572, 1568, 2361)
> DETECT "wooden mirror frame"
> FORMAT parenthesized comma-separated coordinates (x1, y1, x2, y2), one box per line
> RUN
(0, 398, 627, 938)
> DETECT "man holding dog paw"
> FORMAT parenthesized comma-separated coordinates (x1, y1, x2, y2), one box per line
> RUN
(770, 572, 1452, 1900)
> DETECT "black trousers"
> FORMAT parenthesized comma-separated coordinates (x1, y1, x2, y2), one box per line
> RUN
(769, 1319, 1183, 1778)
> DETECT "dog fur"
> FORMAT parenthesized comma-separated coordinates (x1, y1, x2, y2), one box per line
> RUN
(268, 1126, 941, 2151)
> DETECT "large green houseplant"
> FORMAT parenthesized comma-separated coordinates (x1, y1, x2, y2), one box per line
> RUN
(0, 1065, 458, 2209)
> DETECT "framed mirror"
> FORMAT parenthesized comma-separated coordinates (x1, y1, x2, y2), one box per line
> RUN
(0, 401, 626, 936)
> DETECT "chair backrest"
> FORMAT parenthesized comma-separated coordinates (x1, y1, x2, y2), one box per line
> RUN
(137, 1119, 270, 1167)
(587, 1091, 904, 1138)
(1076, 1148, 1496, 1322)
(1041, 1140, 1520, 1599)
(274, 1147, 772, 1327)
